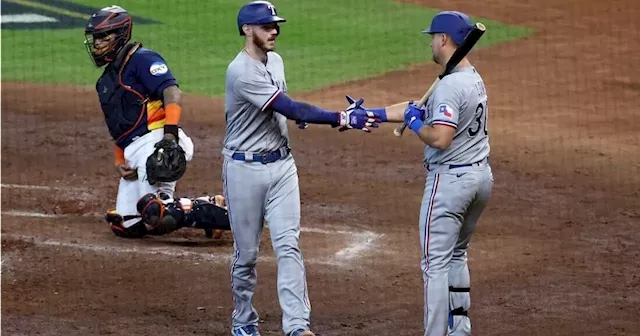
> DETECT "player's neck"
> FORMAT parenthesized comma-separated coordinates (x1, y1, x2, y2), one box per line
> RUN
(441, 54, 472, 71)
(244, 42, 268, 64)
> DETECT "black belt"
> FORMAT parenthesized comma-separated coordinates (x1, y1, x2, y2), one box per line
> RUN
(427, 157, 489, 171)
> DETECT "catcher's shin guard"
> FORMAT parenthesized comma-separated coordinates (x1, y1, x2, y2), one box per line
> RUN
(191, 197, 231, 232)
(136, 193, 231, 237)
(105, 209, 147, 238)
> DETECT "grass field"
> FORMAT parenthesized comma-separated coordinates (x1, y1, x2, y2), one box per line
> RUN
(1, 0, 533, 96)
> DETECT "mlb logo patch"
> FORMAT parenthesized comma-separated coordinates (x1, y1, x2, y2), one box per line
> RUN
(438, 104, 453, 119)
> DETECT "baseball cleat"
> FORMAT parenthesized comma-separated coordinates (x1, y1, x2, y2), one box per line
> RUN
(288, 329, 314, 336)
(232, 325, 261, 336)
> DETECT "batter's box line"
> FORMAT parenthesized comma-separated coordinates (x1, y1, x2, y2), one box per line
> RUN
(1, 212, 386, 268)
(1, 183, 90, 191)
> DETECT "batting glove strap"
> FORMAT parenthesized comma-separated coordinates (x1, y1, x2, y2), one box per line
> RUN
(408, 118, 424, 134)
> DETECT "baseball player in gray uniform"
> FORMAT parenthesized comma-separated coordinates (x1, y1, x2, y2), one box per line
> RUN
(223, 2, 381, 336)
(354, 11, 494, 336)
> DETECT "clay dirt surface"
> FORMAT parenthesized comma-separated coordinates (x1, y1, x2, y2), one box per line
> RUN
(2, 0, 640, 335)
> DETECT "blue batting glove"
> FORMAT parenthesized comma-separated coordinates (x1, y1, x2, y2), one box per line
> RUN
(336, 96, 382, 132)
(404, 101, 425, 133)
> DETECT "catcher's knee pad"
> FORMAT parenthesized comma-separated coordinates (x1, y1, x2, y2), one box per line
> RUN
(448, 286, 471, 336)
(136, 193, 185, 235)
(105, 209, 147, 239)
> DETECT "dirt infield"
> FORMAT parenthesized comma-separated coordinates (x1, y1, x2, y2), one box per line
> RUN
(2, 0, 639, 335)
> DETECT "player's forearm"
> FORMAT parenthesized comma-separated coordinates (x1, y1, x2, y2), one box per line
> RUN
(270, 93, 339, 126)
(162, 85, 182, 139)
(382, 102, 410, 122)
(363, 101, 410, 123)
(409, 121, 452, 149)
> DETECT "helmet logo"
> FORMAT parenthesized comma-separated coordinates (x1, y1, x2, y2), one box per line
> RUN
(267, 4, 276, 15)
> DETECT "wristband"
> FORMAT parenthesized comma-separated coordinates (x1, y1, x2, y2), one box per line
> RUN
(409, 118, 424, 134)
(164, 124, 179, 140)
(370, 107, 388, 122)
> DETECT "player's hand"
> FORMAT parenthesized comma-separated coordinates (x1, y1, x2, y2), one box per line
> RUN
(155, 134, 178, 149)
(403, 101, 425, 128)
(336, 96, 381, 132)
(116, 163, 138, 180)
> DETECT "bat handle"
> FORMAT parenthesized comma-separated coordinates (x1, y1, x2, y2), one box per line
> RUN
(393, 124, 407, 137)
(393, 78, 440, 137)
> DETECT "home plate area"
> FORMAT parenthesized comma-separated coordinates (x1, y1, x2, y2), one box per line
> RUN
(0, 184, 385, 269)
(1, 216, 383, 268)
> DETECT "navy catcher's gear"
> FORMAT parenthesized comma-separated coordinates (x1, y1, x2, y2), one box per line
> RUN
(422, 11, 474, 45)
(237, 1, 286, 36)
(136, 193, 231, 237)
(84, 5, 133, 67)
(105, 210, 147, 238)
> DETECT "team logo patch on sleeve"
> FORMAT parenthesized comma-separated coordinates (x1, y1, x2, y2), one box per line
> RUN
(149, 62, 168, 76)
(438, 104, 454, 119)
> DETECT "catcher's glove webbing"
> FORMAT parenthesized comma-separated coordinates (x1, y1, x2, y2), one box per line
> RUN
(146, 138, 187, 185)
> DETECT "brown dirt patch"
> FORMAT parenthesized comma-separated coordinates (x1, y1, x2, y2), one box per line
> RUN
(2, 0, 640, 335)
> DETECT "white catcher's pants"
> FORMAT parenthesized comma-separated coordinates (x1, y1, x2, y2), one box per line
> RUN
(116, 128, 194, 228)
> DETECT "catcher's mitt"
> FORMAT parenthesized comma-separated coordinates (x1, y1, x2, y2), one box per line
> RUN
(146, 138, 187, 185)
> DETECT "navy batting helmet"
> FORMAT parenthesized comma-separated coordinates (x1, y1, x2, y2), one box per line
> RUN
(237, 1, 286, 36)
(422, 11, 473, 45)
(84, 5, 132, 67)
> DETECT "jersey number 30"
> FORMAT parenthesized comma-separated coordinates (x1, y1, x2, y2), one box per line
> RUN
(468, 102, 488, 137)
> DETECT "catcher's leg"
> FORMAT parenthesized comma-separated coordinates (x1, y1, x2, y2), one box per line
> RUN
(109, 171, 147, 238)
(105, 209, 147, 238)
(136, 193, 231, 236)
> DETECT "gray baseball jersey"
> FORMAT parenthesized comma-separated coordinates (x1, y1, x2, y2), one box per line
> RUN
(222, 49, 312, 335)
(223, 50, 289, 153)
(423, 66, 490, 166)
(417, 66, 494, 336)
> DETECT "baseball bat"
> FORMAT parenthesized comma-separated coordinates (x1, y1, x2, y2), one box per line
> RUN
(393, 22, 487, 137)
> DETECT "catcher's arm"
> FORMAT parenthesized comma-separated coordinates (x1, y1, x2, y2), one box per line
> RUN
(162, 85, 182, 141)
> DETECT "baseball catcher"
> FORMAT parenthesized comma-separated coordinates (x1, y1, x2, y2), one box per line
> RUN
(83, 6, 227, 238)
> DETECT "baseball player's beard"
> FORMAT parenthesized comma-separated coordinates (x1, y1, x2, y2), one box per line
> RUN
(254, 35, 276, 52)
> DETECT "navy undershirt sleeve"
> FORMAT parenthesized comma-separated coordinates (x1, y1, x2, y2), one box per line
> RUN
(269, 93, 340, 126)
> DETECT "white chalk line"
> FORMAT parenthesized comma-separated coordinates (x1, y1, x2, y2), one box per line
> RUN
(2, 233, 233, 263)
(2, 211, 386, 267)
(1, 183, 89, 191)
(333, 231, 382, 261)
(1, 210, 102, 218)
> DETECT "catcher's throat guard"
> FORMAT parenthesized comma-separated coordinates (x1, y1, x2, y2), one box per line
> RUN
(146, 139, 187, 185)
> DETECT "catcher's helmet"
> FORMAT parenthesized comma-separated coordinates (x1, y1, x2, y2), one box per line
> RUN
(237, 1, 286, 36)
(84, 5, 133, 67)
(422, 11, 473, 45)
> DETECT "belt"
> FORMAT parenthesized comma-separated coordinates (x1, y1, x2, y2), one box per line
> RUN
(229, 146, 290, 164)
(426, 157, 489, 171)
